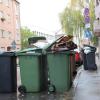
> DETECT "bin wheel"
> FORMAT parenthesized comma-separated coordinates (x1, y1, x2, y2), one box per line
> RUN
(48, 84, 56, 93)
(18, 85, 26, 94)
(18, 94, 26, 100)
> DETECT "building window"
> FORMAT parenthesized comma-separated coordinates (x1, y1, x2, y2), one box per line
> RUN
(0, 11, 6, 21)
(1, 47, 5, 51)
(0, 11, 3, 18)
(15, 3, 20, 15)
(16, 19, 20, 29)
(0, 30, 11, 38)
(2, 30, 6, 38)
(3, 31, 9, 38)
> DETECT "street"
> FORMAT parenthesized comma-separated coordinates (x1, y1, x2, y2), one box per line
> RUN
(0, 56, 100, 100)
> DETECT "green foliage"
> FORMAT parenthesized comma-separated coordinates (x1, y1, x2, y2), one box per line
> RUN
(60, 7, 74, 35)
(59, 6, 84, 36)
(20, 27, 36, 49)
(59, 0, 98, 45)
(89, 0, 98, 45)
(89, 0, 95, 31)
(91, 36, 98, 46)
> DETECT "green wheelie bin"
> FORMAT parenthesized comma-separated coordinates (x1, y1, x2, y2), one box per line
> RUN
(46, 51, 71, 92)
(16, 48, 47, 93)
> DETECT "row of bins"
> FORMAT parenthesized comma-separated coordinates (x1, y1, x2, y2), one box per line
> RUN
(0, 49, 76, 93)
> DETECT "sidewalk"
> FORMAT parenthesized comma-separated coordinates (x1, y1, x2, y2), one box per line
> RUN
(0, 56, 100, 100)
(73, 55, 100, 100)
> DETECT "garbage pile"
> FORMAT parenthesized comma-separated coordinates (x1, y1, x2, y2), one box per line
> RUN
(50, 35, 77, 52)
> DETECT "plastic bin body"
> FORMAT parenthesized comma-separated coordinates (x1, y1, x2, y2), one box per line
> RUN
(47, 51, 71, 92)
(0, 52, 17, 93)
(82, 52, 88, 70)
(85, 52, 97, 70)
(17, 53, 47, 92)
(70, 52, 76, 80)
(82, 46, 97, 70)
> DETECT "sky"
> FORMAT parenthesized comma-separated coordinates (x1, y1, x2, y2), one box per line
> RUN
(19, 0, 68, 34)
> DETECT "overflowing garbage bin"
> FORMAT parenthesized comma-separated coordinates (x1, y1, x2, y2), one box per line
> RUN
(45, 35, 77, 92)
(0, 52, 17, 93)
(82, 45, 97, 70)
(16, 48, 47, 93)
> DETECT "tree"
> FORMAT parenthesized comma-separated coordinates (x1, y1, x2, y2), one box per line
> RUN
(59, 0, 97, 45)
(59, 6, 84, 36)
(60, 7, 74, 35)
(89, 0, 98, 46)
(20, 27, 36, 49)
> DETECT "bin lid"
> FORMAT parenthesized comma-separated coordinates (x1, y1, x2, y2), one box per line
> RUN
(0, 52, 16, 56)
(17, 52, 41, 56)
(17, 48, 40, 53)
(43, 36, 64, 51)
(16, 48, 42, 55)
(28, 36, 46, 44)
(83, 45, 96, 52)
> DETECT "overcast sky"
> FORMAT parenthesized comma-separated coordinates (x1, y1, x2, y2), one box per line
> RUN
(20, 0, 68, 33)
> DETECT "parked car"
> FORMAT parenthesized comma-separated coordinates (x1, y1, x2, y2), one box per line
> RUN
(74, 49, 83, 67)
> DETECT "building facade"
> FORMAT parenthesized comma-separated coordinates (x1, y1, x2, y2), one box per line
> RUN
(0, 0, 21, 51)
(95, 0, 100, 19)
(94, 0, 100, 59)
